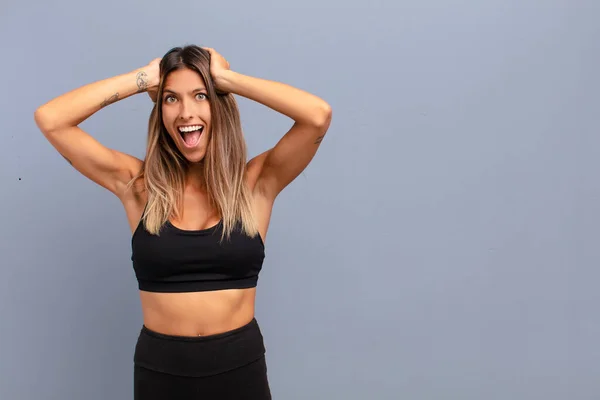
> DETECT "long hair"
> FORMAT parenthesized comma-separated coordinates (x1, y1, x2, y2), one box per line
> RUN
(128, 45, 258, 240)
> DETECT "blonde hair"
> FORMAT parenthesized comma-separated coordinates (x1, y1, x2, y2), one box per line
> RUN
(128, 45, 258, 240)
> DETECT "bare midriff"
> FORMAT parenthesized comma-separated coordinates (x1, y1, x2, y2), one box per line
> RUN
(139, 287, 257, 337)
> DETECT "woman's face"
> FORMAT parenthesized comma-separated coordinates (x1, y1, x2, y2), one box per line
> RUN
(161, 67, 212, 163)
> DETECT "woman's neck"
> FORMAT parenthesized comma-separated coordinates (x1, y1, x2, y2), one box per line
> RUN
(185, 161, 206, 189)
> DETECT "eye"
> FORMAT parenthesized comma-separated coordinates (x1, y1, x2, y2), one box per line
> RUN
(164, 95, 176, 103)
(196, 93, 208, 101)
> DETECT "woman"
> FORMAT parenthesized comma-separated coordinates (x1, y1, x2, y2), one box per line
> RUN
(34, 45, 332, 399)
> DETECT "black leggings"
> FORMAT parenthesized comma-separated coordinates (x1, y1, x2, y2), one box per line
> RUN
(133, 318, 271, 399)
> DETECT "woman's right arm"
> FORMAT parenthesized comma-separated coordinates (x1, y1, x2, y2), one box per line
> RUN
(34, 59, 160, 197)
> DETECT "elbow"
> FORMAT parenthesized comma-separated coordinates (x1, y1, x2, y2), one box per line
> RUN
(313, 102, 332, 129)
(34, 106, 57, 135)
(34, 107, 48, 132)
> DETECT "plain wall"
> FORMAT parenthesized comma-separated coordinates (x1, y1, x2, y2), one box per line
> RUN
(1, 0, 599, 399)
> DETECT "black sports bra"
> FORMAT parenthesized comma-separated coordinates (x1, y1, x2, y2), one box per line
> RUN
(131, 215, 265, 293)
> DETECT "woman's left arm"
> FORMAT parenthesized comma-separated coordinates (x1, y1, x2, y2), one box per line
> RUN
(205, 48, 332, 200)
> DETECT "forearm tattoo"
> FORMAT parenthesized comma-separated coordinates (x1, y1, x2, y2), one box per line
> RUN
(100, 93, 119, 108)
(136, 71, 149, 92)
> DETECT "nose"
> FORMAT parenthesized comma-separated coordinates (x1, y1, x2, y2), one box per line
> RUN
(178, 98, 194, 120)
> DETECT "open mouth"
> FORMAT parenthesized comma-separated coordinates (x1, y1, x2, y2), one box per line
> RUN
(177, 125, 204, 148)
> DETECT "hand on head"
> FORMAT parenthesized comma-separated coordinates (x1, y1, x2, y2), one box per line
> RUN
(143, 47, 230, 103)
(201, 47, 231, 94)
(142, 57, 162, 103)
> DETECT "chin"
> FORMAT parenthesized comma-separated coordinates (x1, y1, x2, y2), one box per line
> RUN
(181, 149, 207, 164)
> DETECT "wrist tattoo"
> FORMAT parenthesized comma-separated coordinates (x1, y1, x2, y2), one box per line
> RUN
(136, 71, 149, 92)
(314, 134, 325, 144)
(100, 93, 119, 108)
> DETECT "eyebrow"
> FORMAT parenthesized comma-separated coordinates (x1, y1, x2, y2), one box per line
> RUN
(163, 88, 207, 95)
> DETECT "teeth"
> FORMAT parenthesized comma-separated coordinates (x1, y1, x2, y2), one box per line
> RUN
(178, 125, 203, 133)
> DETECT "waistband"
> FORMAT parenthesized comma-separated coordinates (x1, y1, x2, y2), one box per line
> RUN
(134, 318, 266, 377)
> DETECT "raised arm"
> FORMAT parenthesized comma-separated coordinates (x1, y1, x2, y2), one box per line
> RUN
(203, 48, 332, 201)
(33, 59, 160, 197)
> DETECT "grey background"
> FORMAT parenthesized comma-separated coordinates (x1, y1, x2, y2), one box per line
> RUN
(1, 0, 599, 399)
